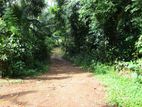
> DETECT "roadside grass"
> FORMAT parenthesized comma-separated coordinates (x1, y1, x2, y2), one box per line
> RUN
(94, 65, 142, 107)
(96, 73, 142, 107)
(0, 63, 49, 84)
(0, 79, 24, 85)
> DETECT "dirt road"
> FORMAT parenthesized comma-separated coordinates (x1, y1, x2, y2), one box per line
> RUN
(0, 58, 106, 107)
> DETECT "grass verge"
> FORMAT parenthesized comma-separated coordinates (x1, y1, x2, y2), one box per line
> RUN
(96, 73, 142, 107)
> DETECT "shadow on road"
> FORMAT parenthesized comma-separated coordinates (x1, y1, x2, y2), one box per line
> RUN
(0, 91, 36, 105)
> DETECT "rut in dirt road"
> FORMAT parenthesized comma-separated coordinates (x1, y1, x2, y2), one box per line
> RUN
(0, 58, 106, 107)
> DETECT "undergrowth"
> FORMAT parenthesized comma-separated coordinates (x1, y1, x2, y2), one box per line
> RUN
(1, 61, 49, 79)
(97, 74, 142, 107)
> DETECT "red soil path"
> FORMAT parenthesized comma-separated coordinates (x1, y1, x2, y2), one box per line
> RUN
(0, 58, 107, 107)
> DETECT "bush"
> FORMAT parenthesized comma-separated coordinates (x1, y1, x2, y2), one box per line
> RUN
(136, 35, 142, 56)
(0, 1, 51, 78)
(116, 60, 142, 75)
(91, 62, 114, 74)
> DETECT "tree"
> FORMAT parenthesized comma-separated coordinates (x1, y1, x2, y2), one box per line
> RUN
(0, 0, 52, 77)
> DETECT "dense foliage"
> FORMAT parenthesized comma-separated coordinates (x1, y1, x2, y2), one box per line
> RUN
(0, 0, 53, 77)
(50, 0, 142, 74)
(55, 0, 142, 62)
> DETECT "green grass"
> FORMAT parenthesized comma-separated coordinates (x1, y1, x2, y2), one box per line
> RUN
(0, 79, 24, 84)
(97, 73, 142, 107)
(92, 63, 142, 107)
(93, 64, 142, 107)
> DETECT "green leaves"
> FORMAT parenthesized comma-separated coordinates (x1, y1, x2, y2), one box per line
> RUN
(136, 35, 142, 54)
(0, 0, 51, 78)
(0, 54, 7, 61)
